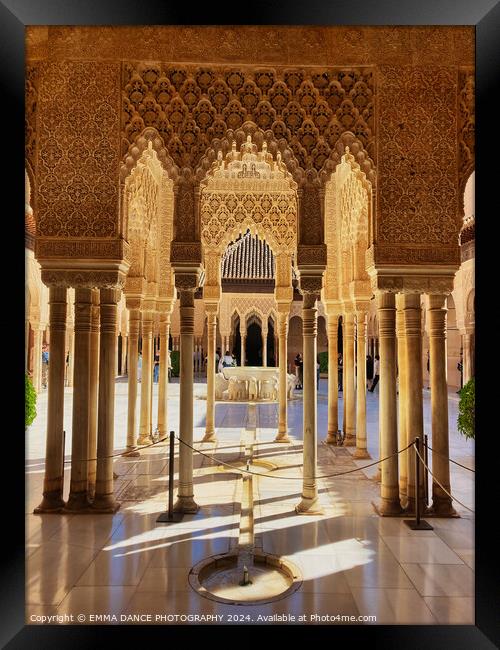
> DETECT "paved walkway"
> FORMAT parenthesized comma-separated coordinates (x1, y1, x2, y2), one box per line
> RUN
(26, 377, 474, 625)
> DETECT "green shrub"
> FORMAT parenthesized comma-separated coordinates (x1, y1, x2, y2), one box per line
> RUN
(318, 351, 328, 373)
(171, 350, 180, 377)
(457, 377, 475, 440)
(25, 374, 37, 429)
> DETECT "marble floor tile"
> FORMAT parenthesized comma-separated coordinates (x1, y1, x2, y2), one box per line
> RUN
(350, 587, 437, 624)
(56, 586, 137, 621)
(402, 563, 474, 597)
(423, 596, 475, 624)
(382, 536, 465, 564)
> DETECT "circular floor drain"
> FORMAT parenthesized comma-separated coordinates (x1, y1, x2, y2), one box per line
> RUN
(189, 550, 302, 605)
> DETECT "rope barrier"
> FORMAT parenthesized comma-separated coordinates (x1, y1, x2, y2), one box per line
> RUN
(414, 445, 475, 514)
(62, 435, 169, 464)
(175, 435, 414, 480)
(424, 442, 475, 473)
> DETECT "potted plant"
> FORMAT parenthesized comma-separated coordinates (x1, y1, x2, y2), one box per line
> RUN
(25, 373, 37, 429)
(457, 377, 475, 440)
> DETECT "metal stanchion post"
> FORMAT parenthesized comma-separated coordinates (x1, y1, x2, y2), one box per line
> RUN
(423, 434, 429, 507)
(157, 430, 184, 523)
(404, 437, 433, 530)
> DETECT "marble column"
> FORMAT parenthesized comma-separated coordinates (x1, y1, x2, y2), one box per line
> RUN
(32, 326, 43, 393)
(121, 334, 128, 375)
(87, 289, 100, 497)
(326, 313, 338, 444)
(396, 294, 408, 502)
(138, 311, 153, 445)
(157, 312, 171, 438)
(92, 287, 120, 512)
(344, 312, 356, 446)
(296, 291, 323, 514)
(34, 287, 67, 512)
(240, 327, 246, 366)
(65, 287, 93, 511)
(262, 328, 268, 367)
(174, 289, 199, 513)
(126, 308, 140, 455)
(377, 292, 402, 515)
(428, 294, 456, 516)
(463, 331, 473, 382)
(275, 310, 290, 442)
(404, 293, 425, 514)
(354, 311, 370, 459)
(203, 308, 218, 442)
(66, 327, 74, 387)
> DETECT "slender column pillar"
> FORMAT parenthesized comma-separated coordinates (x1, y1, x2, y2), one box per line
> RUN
(34, 287, 67, 512)
(65, 287, 93, 511)
(262, 328, 268, 367)
(344, 312, 356, 445)
(326, 313, 338, 443)
(174, 289, 199, 513)
(240, 327, 246, 366)
(157, 312, 171, 438)
(396, 294, 408, 502)
(275, 310, 290, 442)
(354, 311, 370, 459)
(203, 308, 218, 442)
(463, 331, 472, 382)
(404, 293, 425, 513)
(138, 311, 153, 445)
(121, 335, 127, 375)
(92, 287, 120, 512)
(66, 327, 74, 386)
(87, 289, 100, 497)
(428, 294, 456, 516)
(296, 291, 323, 514)
(126, 308, 140, 455)
(32, 326, 43, 393)
(377, 292, 402, 515)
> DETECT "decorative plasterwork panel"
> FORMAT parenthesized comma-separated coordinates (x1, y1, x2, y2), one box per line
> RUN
(121, 62, 375, 174)
(36, 61, 121, 240)
(458, 67, 475, 218)
(26, 26, 473, 68)
(200, 134, 297, 256)
(25, 63, 39, 194)
(218, 293, 276, 335)
(376, 65, 459, 252)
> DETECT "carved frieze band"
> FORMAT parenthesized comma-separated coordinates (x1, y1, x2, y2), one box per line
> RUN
(41, 269, 127, 289)
(35, 238, 130, 261)
(370, 274, 455, 295)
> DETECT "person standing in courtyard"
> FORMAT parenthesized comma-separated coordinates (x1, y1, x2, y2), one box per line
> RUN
(338, 352, 343, 392)
(41, 343, 49, 389)
(294, 353, 303, 390)
(366, 354, 373, 390)
(369, 354, 380, 392)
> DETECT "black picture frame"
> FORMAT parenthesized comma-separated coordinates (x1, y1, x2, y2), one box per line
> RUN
(4, 0, 499, 646)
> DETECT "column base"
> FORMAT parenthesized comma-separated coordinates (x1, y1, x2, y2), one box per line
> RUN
(173, 496, 200, 514)
(63, 491, 93, 513)
(353, 448, 371, 459)
(201, 431, 217, 443)
(326, 432, 337, 444)
(33, 491, 66, 514)
(137, 434, 151, 446)
(429, 497, 458, 518)
(274, 432, 290, 443)
(295, 495, 324, 515)
(344, 433, 356, 447)
(374, 498, 403, 516)
(123, 447, 141, 457)
(91, 494, 120, 514)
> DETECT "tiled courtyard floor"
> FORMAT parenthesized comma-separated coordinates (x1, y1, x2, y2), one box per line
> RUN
(26, 376, 474, 625)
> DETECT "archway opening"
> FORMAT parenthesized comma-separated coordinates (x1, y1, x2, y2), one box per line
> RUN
(246, 322, 263, 366)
